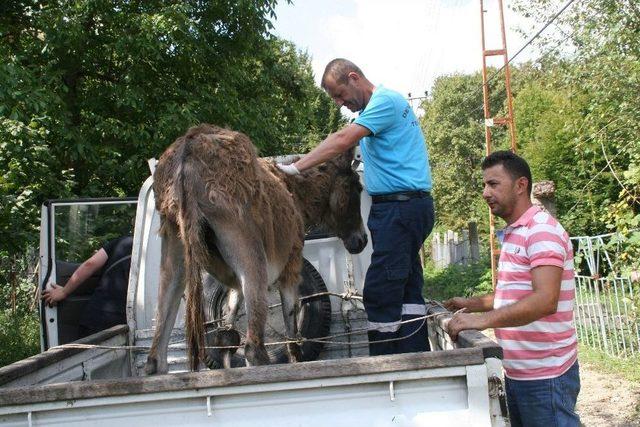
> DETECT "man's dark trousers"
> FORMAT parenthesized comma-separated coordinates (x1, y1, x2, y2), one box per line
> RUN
(364, 194, 435, 356)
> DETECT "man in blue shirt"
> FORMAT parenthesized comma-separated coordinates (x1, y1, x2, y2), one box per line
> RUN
(278, 58, 434, 355)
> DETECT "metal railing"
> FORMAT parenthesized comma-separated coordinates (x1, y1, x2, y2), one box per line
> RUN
(571, 231, 640, 357)
(574, 275, 640, 357)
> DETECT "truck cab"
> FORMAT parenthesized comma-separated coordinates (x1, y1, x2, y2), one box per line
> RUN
(38, 198, 137, 350)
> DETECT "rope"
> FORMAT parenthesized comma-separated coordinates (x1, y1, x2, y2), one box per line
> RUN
(301, 290, 363, 302)
(49, 299, 458, 353)
(204, 290, 363, 326)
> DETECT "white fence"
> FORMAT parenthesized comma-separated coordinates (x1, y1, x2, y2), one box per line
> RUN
(572, 232, 640, 358)
(431, 222, 480, 269)
(574, 275, 640, 357)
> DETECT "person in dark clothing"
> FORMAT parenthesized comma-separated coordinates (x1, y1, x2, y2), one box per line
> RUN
(42, 236, 133, 338)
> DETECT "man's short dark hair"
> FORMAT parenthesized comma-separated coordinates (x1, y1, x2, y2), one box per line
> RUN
(481, 150, 533, 195)
(321, 58, 365, 89)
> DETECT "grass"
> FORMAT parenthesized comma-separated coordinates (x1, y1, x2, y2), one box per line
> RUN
(0, 309, 40, 367)
(579, 343, 640, 385)
(423, 257, 494, 302)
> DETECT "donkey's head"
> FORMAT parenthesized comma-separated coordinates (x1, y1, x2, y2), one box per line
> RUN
(324, 148, 368, 254)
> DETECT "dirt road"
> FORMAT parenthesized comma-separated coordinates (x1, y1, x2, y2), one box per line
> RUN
(576, 361, 640, 426)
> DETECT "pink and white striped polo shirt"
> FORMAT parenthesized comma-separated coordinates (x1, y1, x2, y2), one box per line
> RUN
(494, 205, 578, 380)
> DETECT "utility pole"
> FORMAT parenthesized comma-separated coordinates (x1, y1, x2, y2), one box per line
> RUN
(407, 91, 429, 111)
(479, 0, 518, 288)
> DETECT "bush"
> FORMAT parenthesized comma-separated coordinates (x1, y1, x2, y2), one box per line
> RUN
(423, 257, 493, 302)
(0, 309, 39, 367)
(0, 248, 40, 367)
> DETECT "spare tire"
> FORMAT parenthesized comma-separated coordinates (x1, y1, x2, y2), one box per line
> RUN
(203, 258, 331, 368)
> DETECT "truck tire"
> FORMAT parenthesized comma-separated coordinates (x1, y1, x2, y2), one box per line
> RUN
(203, 258, 332, 368)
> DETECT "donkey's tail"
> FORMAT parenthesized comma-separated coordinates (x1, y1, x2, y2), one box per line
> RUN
(175, 138, 208, 371)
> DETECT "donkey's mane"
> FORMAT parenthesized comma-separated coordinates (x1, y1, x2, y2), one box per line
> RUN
(263, 157, 348, 231)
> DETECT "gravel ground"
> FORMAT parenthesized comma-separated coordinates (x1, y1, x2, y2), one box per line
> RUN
(576, 361, 640, 426)
(483, 329, 639, 426)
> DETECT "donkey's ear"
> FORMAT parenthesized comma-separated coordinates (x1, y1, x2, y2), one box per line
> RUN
(345, 146, 355, 162)
(336, 146, 355, 169)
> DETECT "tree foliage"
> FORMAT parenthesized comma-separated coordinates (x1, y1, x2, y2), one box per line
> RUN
(0, 3, 344, 366)
(0, 0, 342, 256)
(0, 248, 39, 367)
(422, 0, 639, 271)
(421, 70, 513, 231)
(512, 0, 640, 269)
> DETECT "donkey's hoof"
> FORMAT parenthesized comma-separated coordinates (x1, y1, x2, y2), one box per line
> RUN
(287, 343, 303, 363)
(204, 353, 223, 370)
(214, 329, 241, 354)
(144, 357, 158, 375)
(205, 329, 242, 369)
(144, 356, 169, 375)
(244, 343, 270, 366)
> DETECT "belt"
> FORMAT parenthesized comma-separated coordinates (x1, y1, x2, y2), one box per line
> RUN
(371, 191, 431, 203)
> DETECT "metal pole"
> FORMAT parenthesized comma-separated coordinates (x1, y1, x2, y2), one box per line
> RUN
(479, 0, 499, 288)
(480, 0, 493, 153)
(480, 0, 519, 288)
(497, 0, 518, 153)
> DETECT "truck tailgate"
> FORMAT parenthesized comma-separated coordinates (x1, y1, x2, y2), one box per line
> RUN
(0, 348, 496, 427)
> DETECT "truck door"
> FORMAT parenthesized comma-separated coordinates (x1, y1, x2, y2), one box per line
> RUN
(38, 198, 137, 351)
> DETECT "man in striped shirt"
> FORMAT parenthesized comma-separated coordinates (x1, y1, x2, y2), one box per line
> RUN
(445, 151, 580, 427)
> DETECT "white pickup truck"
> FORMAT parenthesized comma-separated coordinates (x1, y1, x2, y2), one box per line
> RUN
(0, 167, 509, 427)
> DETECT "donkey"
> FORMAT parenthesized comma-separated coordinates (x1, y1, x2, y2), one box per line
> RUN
(144, 124, 368, 374)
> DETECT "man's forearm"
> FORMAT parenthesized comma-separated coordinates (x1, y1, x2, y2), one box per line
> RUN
(480, 292, 558, 329)
(448, 266, 563, 338)
(63, 263, 97, 295)
(483, 265, 563, 328)
(463, 294, 495, 312)
(294, 130, 355, 171)
(61, 249, 109, 296)
(293, 123, 369, 172)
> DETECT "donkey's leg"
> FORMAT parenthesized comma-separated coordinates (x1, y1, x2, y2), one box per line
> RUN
(210, 220, 270, 366)
(278, 251, 303, 363)
(225, 287, 244, 327)
(145, 223, 186, 375)
(203, 262, 243, 369)
(279, 283, 303, 362)
(206, 284, 244, 370)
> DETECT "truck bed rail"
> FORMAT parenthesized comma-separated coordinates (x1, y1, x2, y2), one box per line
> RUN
(0, 347, 485, 406)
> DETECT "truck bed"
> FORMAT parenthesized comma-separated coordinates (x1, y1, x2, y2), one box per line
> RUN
(0, 306, 505, 427)
(4, 173, 509, 426)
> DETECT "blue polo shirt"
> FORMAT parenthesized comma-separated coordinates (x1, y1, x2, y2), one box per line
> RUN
(354, 86, 432, 195)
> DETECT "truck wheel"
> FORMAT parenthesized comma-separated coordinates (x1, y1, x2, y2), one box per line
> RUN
(203, 258, 332, 368)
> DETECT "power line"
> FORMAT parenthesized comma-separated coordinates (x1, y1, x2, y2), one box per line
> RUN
(476, 24, 580, 113)
(485, 0, 579, 85)
(420, 0, 464, 94)
(412, 0, 444, 94)
(449, 12, 582, 121)
(425, 0, 581, 119)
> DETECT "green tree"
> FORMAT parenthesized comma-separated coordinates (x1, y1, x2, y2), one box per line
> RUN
(425, 0, 639, 246)
(420, 70, 514, 231)
(0, 0, 341, 254)
(512, 0, 640, 266)
(0, 1, 345, 367)
(513, 78, 593, 232)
